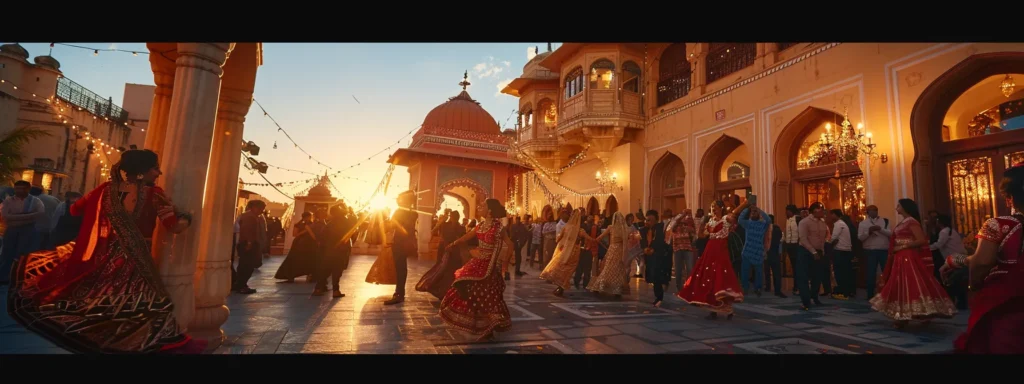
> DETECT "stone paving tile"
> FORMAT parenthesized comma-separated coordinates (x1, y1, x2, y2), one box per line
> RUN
(600, 334, 666, 354)
(0, 254, 968, 354)
(612, 324, 687, 344)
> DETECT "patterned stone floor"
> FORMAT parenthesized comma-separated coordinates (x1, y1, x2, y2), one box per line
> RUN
(0, 254, 968, 354)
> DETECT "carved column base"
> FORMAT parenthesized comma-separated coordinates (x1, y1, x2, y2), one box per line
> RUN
(189, 304, 229, 345)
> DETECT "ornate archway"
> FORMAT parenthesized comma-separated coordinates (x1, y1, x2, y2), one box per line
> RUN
(436, 177, 489, 219)
(772, 107, 865, 220)
(586, 196, 600, 216)
(605, 194, 619, 215)
(910, 52, 1024, 236)
(439, 191, 470, 219)
(650, 151, 687, 214)
(699, 135, 750, 209)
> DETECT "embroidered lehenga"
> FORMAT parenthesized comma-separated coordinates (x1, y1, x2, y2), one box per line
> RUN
(438, 218, 512, 335)
(587, 213, 631, 296)
(6, 181, 202, 353)
(869, 217, 956, 321)
(540, 211, 582, 291)
(676, 215, 744, 314)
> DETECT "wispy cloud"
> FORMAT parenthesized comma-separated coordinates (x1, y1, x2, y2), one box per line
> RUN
(526, 46, 537, 60)
(472, 56, 505, 79)
(495, 78, 514, 97)
(503, 61, 511, 67)
(108, 43, 119, 50)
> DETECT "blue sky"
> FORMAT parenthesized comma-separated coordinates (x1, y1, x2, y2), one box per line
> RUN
(11, 42, 558, 205)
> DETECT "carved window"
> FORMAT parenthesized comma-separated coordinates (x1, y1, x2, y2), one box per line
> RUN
(565, 67, 585, 100)
(657, 43, 691, 107)
(589, 59, 615, 90)
(622, 61, 641, 93)
(538, 99, 557, 126)
(705, 43, 756, 84)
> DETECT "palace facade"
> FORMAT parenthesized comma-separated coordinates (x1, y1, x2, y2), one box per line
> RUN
(503, 43, 1024, 238)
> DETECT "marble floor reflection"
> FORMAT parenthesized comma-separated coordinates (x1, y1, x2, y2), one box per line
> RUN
(0, 254, 969, 354)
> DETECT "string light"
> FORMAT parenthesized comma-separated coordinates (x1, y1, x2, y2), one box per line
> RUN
(509, 140, 610, 198)
(0, 77, 123, 182)
(47, 42, 148, 57)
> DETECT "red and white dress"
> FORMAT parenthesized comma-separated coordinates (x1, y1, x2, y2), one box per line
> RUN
(438, 219, 512, 335)
(676, 215, 744, 314)
(869, 217, 957, 320)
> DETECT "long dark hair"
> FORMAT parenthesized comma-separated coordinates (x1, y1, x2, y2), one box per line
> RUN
(898, 198, 922, 222)
(112, 149, 159, 183)
(486, 198, 507, 219)
(1000, 164, 1024, 213)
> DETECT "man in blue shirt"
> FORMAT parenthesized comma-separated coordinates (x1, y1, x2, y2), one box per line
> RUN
(737, 202, 771, 297)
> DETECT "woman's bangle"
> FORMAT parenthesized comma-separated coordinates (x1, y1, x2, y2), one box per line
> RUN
(946, 253, 967, 269)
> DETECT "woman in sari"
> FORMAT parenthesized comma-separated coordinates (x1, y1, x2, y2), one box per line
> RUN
(869, 198, 956, 329)
(540, 209, 596, 296)
(586, 212, 632, 298)
(7, 149, 204, 354)
(677, 200, 745, 319)
(416, 210, 470, 300)
(274, 211, 319, 283)
(365, 211, 397, 285)
(438, 199, 514, 341)
(941, 163, 1024, 353)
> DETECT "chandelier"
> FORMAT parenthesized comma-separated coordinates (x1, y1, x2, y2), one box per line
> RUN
(595, 167, 620, 192)
(803, 107, 879, 177)
(1001, 74, 1016, 98)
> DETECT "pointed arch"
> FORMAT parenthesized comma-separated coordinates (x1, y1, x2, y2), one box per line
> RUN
(605, 195, 620, 215)
(909, 52, 1024, 234)
(698, 135, 749, 209)
(650, 151, 687, 214)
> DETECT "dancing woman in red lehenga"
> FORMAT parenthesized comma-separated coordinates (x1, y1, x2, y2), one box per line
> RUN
(6, 150, 204, 354)
(676, 200, 744, 319)
(941, 164, 1024, 353)
(870, 199, 956, 328)
(438, 199, 513, 340)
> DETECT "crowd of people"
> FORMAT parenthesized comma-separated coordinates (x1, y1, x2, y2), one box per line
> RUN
(0, 149, 1021, 353)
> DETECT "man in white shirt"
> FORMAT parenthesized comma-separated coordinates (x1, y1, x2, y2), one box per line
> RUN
(0, 181, 44, 285)
(783, 205, 800, 295)
(828, 209, 854, 299)
(857, 205, 891, 299)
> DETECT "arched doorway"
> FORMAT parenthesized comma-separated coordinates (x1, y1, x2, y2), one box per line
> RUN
(438, 192, 469, 220)
(586, 197, 600, 216)
(911, 53, 1024, 238)
(436, 177, 488, 221)
(605, 195, 619, 215)
(773, 107, 867, 221)
(650, 152, 687, 214)
(699, 135, 751, 210)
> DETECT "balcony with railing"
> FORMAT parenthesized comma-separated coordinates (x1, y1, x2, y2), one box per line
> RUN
(705, 43, 757, 84)
(56, 77, 130, 124)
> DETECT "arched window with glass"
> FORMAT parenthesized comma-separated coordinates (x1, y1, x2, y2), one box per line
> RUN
(564, 66, 585, 100)
(589, 59, 615, 90)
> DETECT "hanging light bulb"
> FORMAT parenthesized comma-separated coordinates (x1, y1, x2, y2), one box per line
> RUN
(93, 50, 99, 56)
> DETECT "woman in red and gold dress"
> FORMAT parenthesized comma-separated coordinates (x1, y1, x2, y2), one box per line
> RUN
(869, 198, 956, 328)
(941, 164, 1024, 353)
(438, 198, 514, 341)
(7, 149, 204, 354)
(676, 200, 745, 319)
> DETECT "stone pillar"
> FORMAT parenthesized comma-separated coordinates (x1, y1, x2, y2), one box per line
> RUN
(691, 43, 709, 95)
(144, 69, 175, 155)
(189, 86, 250, 341)
(153, 42, 230, 333)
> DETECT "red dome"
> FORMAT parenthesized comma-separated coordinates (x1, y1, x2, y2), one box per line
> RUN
(421, 90, 500, 135)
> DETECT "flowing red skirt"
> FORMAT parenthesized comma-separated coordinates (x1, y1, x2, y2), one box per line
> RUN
(676, 237, 743, 314)
(438, 257, 511, 335)
(955, 297, 1024, 353)
(869, 248, 956, 320)
(416, 246, 469, 300)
